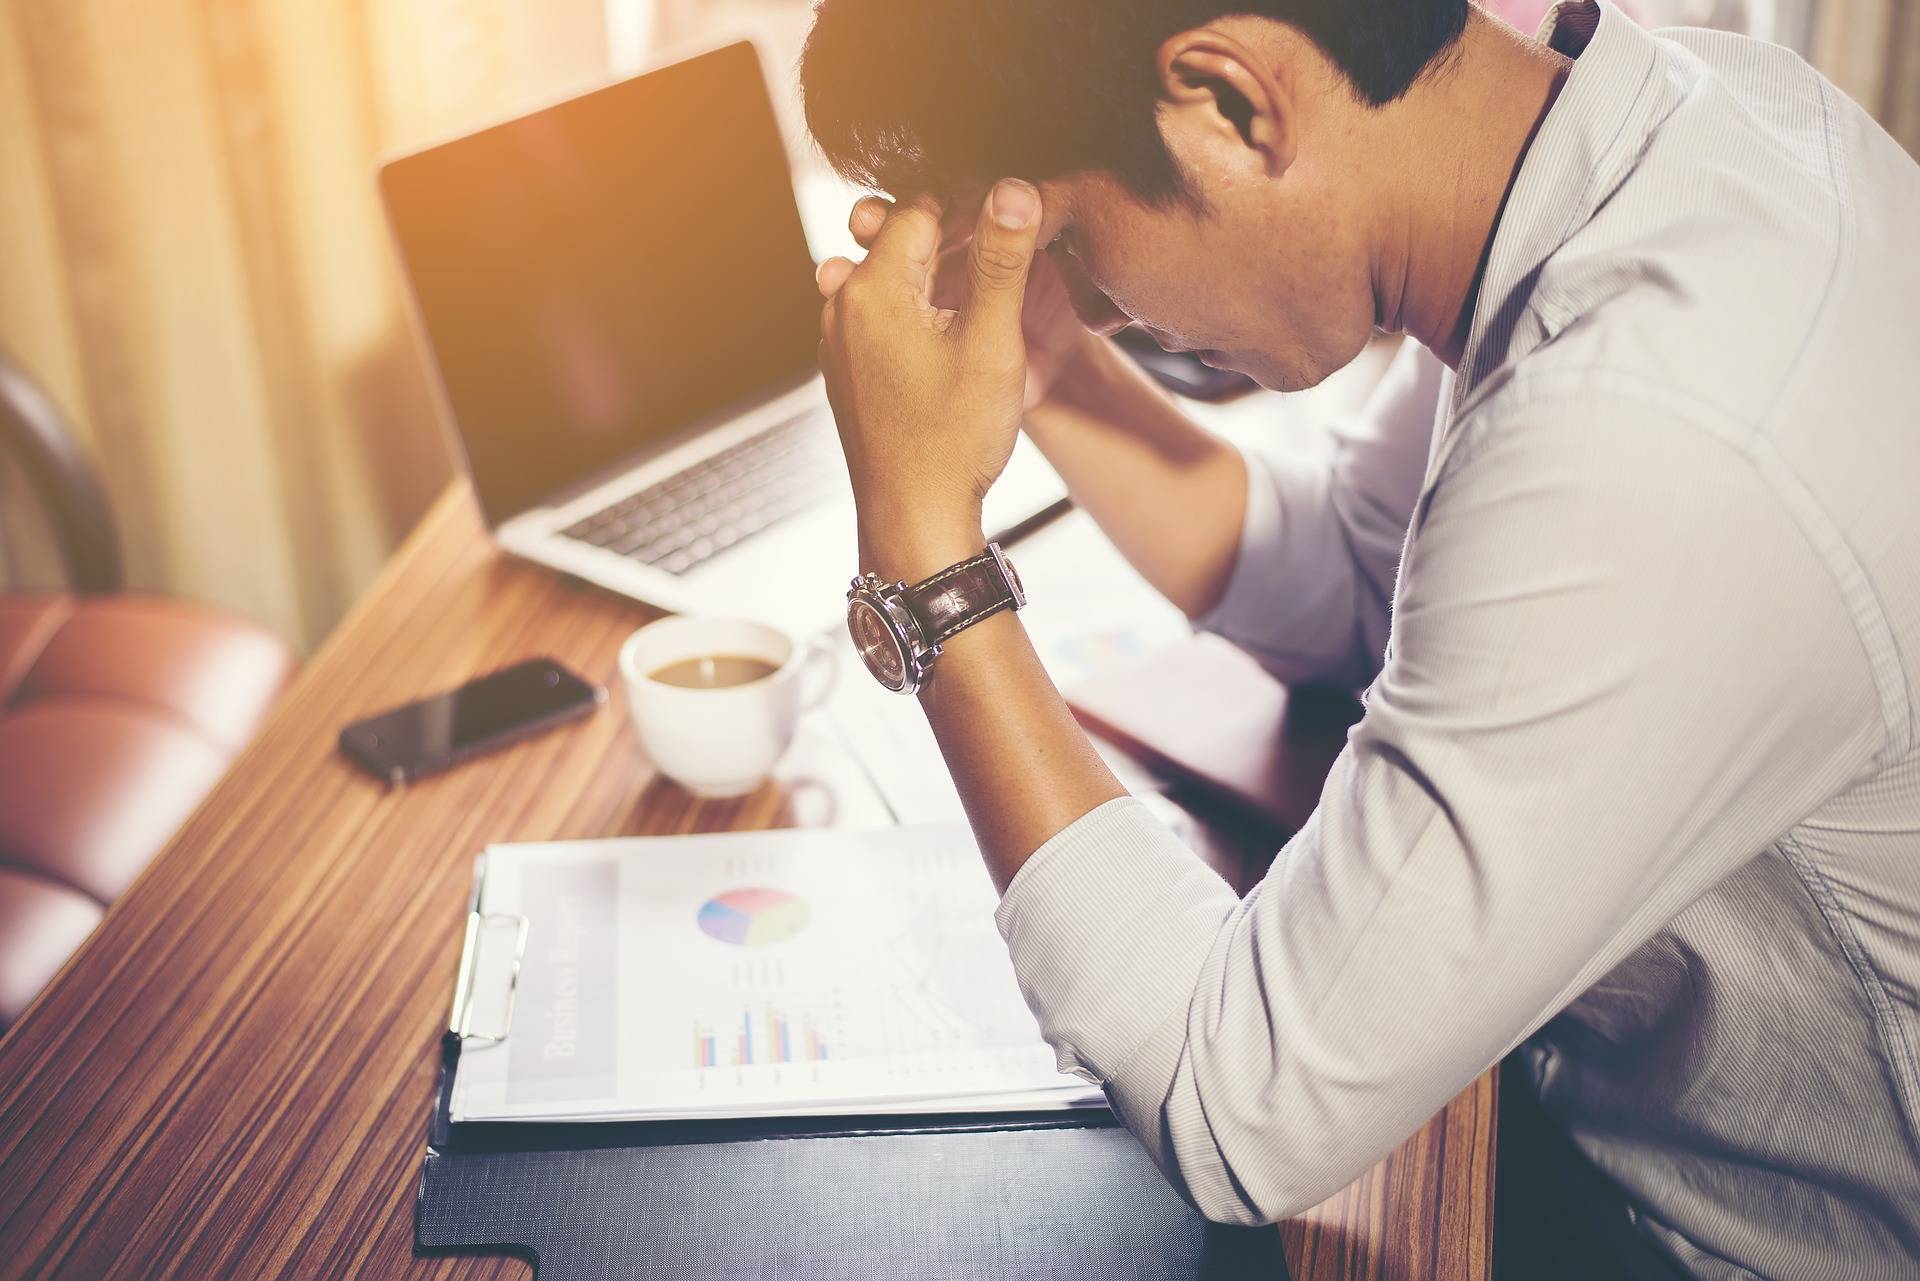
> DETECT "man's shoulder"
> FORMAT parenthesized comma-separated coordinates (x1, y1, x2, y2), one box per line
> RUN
(1520, 65, 1844, 432)
(1518, 27, 1920, 439)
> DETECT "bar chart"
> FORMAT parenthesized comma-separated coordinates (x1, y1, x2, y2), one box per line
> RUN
(693, 1007, 831, 1070)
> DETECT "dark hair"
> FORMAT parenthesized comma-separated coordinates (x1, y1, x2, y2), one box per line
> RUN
(802, 0, 1470, 203)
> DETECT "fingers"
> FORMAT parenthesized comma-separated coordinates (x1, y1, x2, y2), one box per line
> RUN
(958, 180, 1042, 349)
(929, 242, 971, 312)
(852, 194, 974, 254)
(839, 198, 961, 307)
(848, 196, 889, 249)
(861, 195, 943, 304)
(815, 256, 856, 299)
(829, 186, 1036, 333)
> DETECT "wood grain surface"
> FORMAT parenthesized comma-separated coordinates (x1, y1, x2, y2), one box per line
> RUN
(0, 483, 1494, 1280)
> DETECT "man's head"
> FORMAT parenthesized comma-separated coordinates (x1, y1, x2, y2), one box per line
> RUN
(802, 0, 1472, 390)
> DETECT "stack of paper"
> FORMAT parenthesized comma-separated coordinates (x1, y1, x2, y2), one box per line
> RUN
(449, 824, 1105, 1123)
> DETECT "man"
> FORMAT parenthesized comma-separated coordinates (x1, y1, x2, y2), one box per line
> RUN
(802, 0, 1920, 1276)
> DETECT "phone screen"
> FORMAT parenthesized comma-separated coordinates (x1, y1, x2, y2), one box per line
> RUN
(341, 659, 600, 781)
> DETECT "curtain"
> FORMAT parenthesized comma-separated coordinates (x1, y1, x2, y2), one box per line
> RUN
(1815, 0, 1920, 156)
(0, 0, 610, 650)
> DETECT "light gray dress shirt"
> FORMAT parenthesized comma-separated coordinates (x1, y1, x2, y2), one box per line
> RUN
(993, 4, 1920, 1277)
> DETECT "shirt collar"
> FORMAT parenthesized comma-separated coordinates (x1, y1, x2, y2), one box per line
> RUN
(1451, 0, 1666, 407)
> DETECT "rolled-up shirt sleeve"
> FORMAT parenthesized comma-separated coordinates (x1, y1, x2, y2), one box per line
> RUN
(998, 390, 1887, 1224)
(1195, 340, 1444, 689)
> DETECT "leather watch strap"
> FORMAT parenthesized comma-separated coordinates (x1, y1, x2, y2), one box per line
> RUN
(905, 550, 1020, 647)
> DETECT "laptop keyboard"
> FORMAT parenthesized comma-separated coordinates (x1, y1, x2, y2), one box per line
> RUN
(558, 409, 841, 576)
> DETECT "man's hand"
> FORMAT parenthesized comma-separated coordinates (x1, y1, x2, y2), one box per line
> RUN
(815, 180, 1045, 580)
(843, 193, 1090, 412)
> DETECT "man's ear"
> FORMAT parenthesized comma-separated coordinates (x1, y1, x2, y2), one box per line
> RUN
(1153, 27, 1296, 179)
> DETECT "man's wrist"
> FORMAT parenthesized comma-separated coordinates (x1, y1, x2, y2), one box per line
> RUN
(857, 514, 988, 587)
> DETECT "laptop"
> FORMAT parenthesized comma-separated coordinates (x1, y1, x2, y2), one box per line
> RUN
(378, 41, 1066, 634)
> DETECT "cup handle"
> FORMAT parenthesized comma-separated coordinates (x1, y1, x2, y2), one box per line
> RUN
(798, 634, 840, 712)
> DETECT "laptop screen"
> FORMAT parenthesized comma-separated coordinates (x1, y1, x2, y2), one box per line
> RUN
(380, 42, 823, 527)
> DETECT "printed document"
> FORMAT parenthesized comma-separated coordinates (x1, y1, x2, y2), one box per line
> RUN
(449, 824, 1105, 1122)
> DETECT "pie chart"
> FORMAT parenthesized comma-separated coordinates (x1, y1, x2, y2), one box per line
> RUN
(696, 886, 810, 946)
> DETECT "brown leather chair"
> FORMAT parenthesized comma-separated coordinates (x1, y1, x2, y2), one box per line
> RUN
(0, 355, 295, 1031)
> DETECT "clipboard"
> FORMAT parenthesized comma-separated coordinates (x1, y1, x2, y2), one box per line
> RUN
(415, 864, 1289, 1279)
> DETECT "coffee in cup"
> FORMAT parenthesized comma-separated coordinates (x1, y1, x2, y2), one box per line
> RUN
(647, 655, 781, 689)
(618, 617, 835, 798)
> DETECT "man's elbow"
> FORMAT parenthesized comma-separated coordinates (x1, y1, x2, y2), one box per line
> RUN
(1188, 1185, 1278, 1229)
(1170, 1135, 1359, 1228)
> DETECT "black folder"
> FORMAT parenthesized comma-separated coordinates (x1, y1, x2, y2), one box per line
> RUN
(415, 855, 1288, 1279)
(416, 1031, 1289, 1279)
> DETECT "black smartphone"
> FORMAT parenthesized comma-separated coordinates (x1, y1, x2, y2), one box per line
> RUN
(338, 657, 605, 785)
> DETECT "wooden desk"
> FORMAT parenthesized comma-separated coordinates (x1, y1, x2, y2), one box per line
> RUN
(0, 484, 1495, 1279)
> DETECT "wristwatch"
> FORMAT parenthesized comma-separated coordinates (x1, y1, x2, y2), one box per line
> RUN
(846, 542, 1026, 694)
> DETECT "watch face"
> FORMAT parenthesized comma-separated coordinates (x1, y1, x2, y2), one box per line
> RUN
(848, 597, 909, 691)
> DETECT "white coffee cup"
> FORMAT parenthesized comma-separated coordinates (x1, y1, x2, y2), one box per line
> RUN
(617, 616, 837, 798)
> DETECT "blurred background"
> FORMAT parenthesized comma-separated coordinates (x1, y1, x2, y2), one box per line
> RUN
(1, 0, 1915, 654)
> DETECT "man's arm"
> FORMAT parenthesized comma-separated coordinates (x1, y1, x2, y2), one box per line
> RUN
(1186, 339, 1443, 687)
(999, 317, 1445, 689)
(815, 185, 1132, 888)
(1017, 334, 1249, 619)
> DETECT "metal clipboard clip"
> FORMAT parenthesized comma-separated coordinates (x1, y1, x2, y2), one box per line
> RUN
(448, 899, 531, 1047)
